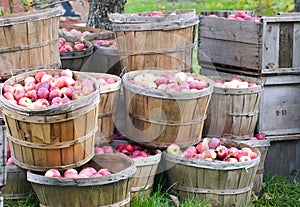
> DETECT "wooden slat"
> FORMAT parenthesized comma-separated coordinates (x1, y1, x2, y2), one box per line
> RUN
(279, 22, 294, 68)
(199, 16, 261, 44)
(199, 38, 261, 70)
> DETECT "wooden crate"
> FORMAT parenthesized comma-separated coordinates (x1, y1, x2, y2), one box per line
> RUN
(198, 11, 300, 76)
(200, 68, 300, 136)
(264, 134, 300, 182)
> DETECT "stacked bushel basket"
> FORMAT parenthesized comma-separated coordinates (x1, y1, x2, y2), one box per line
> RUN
(108, 9, 261, 207)
(0, 5, 140, 207)
(0, 5, 63, 204)
(198, 10, 300, 184)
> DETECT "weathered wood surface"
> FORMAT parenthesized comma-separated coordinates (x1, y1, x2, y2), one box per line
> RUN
(200, 68, 300, 136)
(198, 10, 300, 76)
(164, 140, 260, 207)
(27, 154, 136, 207)
(0, 6, 63, 74)
(1, 165, 32, 199)
(84, 73, 121, 144)
(203, 76, 263, 139)
(131, 150, 162, 198)
(264, 134, 300, 182)
(0, 70, 100, 171)
(110, 10, 198, 72)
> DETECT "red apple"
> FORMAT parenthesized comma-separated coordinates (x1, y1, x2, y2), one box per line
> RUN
(200, 149, 217, 160)
(35, 71, 46, 82)
(2, 85, 15, 94)
(239, 155, 252, 162)
(225, 157, 238, 163)
(183, 151, 199, 159)
(98, 168, 112, 176)
(37, 88, 49, 99)
(24, 82, 36, 92)
(249, 151, 258, 159)
(18, 97, 33, 107)
(102, 146, 114, 153)
(185, 146, 197, 154)
(24, 76, 36, 85)
(13, 89, 26, 101)
(241, 147, 253, 156)
(60, 69, 73, 78)
(196, 138, 210, 153)
(79, 167, 97, 177)
(3, 92, 14, 100)
(63, 168, 78, 178)
(228, 147, 239, 158)
(216, 145, 229, 160)
(6, 157, 14, 165)
(94, 147, 105, 154)
(255, 133, 266, 140)
(208, 138, 220, 149)
(45, 169, 61, 178)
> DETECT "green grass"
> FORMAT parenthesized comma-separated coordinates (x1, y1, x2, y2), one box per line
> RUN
(4, 176, 299, 206)
(124, 0, 295, 16)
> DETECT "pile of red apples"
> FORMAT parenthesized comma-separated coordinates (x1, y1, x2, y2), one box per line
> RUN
(130, 72, 210, 92)
(94, 39, 117, 48)
(93, 74, 117, 87)
(59, 37, 87, 53)
(167, 137, 258, 162)
(208, 11, 260, 22)
(94, 143, 153, 159)
(214, 77, 258, 89)
(2, 69, 96, 109)
(44, 166, 112, 179)
(60, 28, 91, 35)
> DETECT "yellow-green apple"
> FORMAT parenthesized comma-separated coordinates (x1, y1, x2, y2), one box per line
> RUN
(167, 143, 181, 155)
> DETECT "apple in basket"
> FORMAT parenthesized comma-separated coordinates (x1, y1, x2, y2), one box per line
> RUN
(45, 167, 113, 179)
(2, 69, 96, 109)
(130, 71, 210, 92)
(95, 143, 152, 158)
(213, 77, 258, 89)
(166, 137, 258, 162)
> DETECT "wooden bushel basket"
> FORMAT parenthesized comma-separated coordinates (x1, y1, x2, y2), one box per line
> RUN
(122, 70, 213, 148)
(81, 45, 123, 76)
(84, 72, 121, 145)
(1, 165, 33, 200)
(60, 36, 94, 71)
(131, 150, 162, 198)
(0, 69, 100, 171)
(109, 9, 199, 73)
(163, 140, 260, 207)
(0, 6, 63, 76)
(27, 153, 136, 207)
(203, 76, 263, 140)
(237, 139, 270, 194)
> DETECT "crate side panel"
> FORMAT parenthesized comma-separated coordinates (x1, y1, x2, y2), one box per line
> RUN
(198, 38, 261, 70)
(258, 82, 300, 135)
(264, 137, 300, 182)
(199, 17, 261, 44)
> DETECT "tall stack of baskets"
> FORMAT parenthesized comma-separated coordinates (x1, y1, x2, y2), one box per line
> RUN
(110, 10, 262, 205)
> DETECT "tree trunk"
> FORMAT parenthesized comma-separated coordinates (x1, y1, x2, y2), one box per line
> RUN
(296, 0, 300, 12)
(86, 0, 127, 31)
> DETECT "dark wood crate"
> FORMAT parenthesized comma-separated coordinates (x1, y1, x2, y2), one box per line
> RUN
(264, 134, 300, 182)
(198, 11, 300, 76)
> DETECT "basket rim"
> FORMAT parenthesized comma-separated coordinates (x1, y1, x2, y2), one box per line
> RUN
(26, 153, 136, 186)
(0, 6, 63, 26)
(0, 69, 100, 116)
(122, 69, 214, 100)
(162, 140, 261, 170)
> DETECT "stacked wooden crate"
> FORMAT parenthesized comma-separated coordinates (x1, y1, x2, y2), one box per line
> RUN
(198, 10, 300, 183)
